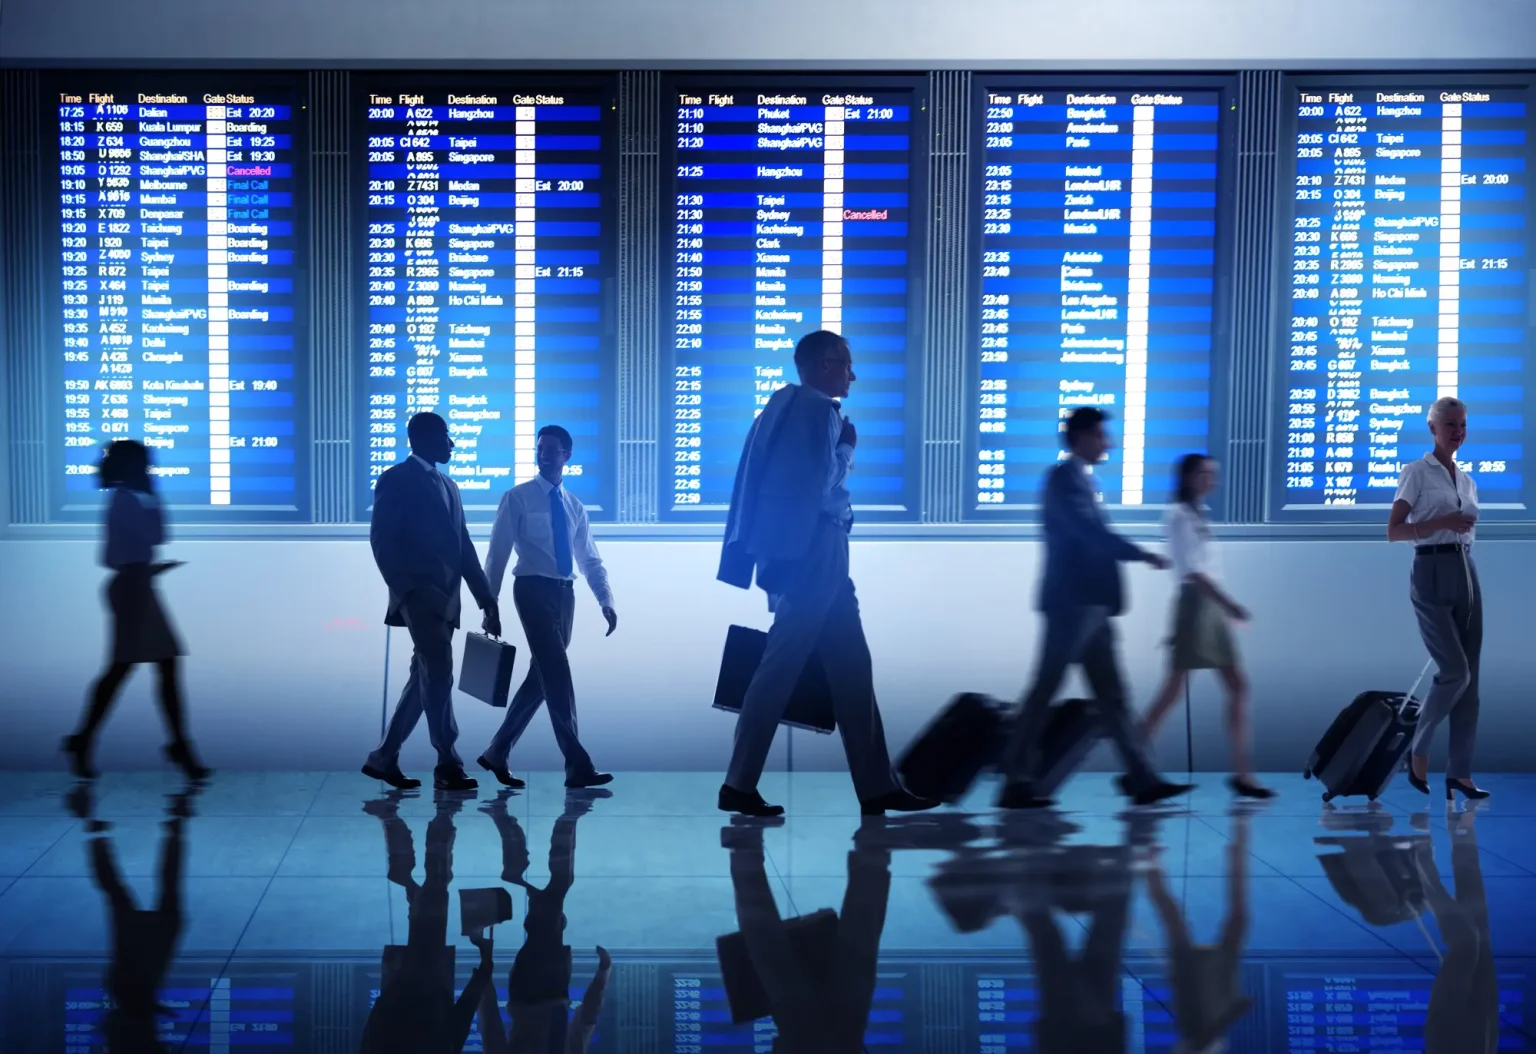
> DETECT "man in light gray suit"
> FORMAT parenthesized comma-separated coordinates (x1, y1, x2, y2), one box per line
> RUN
(364, 411, 501, 792)
(716, 330, 935, 818)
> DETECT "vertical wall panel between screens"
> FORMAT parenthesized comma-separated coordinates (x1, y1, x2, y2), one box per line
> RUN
(41, 73, 311, 522)
(967, 79, 1236, 520)
(354, 76, 619, 522)
(660, 77, 928, 522)
(1271, 77, 1534, 521)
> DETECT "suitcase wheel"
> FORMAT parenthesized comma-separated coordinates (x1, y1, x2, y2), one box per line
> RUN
(1321, 792, 1335, 803)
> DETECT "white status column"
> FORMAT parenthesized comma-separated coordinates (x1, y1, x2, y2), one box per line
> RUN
(514, 104, 538, 483)
(1438, 102, 1462, 398)
(205, 103, 232, 505)
(1121, 102, 1154, 505)
(820, 104, 845, 333)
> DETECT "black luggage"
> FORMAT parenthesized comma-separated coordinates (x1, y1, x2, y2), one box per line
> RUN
(1304, 661, 1431, 802)
(715, 908, 839, 1022)
(1033, 698, 1103, 796)
(1315, 836, 1430, 926)
(711, 624, 836, 734)
(896, 692, 1011, 803)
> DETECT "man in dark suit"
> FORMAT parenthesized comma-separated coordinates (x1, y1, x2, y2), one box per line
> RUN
(364, 411, 501, 792)
(998, 407, 1192, 809)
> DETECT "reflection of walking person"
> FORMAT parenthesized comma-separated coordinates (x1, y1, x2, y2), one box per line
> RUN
(1419, 807, 1498, 1054)
(63, 440, 210, 782)
(1136, 455, 1273, 799)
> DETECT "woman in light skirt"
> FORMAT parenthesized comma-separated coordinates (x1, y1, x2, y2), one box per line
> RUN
(1136, 454, 1272, 799)
(61, 440, 210, 781)
(1386, 395, 1486, 801)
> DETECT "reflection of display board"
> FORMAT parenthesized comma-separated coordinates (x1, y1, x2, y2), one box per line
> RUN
(356, 76, 617, 518)
(661, 78, 925, 520)
(1272, 80, 1532, 517)
(364, 968, 602, 1053)
(969, 82, 1227, 516)
(670, 963, 911, 1052)
(60, 967, 297, 1052)
(46, 73, 308, 520)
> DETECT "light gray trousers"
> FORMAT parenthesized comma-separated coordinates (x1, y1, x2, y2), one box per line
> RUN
(724, 521, 900, 802)
(1408, 550, 1483, 779)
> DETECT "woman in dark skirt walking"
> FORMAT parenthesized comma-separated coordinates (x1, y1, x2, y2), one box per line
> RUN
(1136, 454, 1273, 799)
(61, 440, 210, 781)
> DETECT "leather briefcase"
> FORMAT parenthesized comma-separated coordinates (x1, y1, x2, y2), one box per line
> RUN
(712, 624, 835, 734)
(715, 908, 839, 1023)
(459, 632, 517, 708)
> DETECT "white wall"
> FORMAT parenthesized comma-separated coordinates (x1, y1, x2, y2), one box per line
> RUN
(3, 536, 1534, 774)
(2, 0, 1533, 66)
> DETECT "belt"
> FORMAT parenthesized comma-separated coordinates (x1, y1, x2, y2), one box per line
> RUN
(1415, 543, 1470, 555)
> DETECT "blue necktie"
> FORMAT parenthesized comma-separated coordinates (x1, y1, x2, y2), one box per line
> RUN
(550, 484, 573, 577)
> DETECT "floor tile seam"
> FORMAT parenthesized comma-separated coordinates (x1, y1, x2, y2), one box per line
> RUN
(12, 813, 89, 881)
(1271, 866, 1437, 961)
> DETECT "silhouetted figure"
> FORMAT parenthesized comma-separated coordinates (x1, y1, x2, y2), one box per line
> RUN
(479, 424, 617, 791)
(719, 814, 980, 1052)
(1420, 807, 1498, 1053)
(63, 440, 209, 782)
(360, 791, 494, 1054)
(716, 330, 933, 818)
(477, 789, 612, 1052)
(998, 407, 1189, 809)
(1144, 810, 1256, 1051)
(71, 781, 198, 1053)
(365, 411, 500, 792)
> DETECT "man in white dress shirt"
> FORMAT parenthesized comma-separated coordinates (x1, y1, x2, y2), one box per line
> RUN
(480, 425, 616, 790)
(716, 330, 935, 818)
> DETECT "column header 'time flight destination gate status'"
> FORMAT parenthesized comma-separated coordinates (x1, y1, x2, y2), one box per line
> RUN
(53, 79, 305, 518)
(359, 82, 614, 517)
(972, 87, 1221, 515)
(1277, 85, 1531, 514)
(665, 82, 920, 519)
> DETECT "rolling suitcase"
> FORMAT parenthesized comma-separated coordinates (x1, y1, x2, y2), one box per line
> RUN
(896, 692, 1011, 803)
(1032, 698, 1103, 796)
(712, 624, 836, 734)
(1304, 660, 1431, 802)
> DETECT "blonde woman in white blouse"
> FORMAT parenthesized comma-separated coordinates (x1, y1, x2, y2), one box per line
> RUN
(1136, 454, 1273, 799)
(1386, 395, 1486, 802)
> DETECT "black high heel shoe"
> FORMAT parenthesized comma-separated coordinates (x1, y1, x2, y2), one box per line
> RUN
(1406, 768, 1430, 795)
(164, 742, 212, 783)
(61, 735, 96, 780)
(1446, 778, 1490, 802)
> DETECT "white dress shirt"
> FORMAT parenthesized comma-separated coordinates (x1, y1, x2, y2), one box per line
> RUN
(804, 386, 855, 525)
(1395, 451, 1478, 545)
(1164, 502, 1218, 582)
(410, 454, 452, 511)
(485, 474, 614, 608)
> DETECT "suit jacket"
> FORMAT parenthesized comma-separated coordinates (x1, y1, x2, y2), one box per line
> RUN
(371, 457, 493, 629)
(718, 383, 840, 590)
(1037, 458, 1148, 617)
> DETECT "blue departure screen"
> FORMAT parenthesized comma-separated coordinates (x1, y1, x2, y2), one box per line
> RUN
(53, 79, 305, 517)
(359, 82, 614, 517)
(64, 969, 296, 1051)
(671, 964, 909, 1051)
(972, 88, 1221, 512)
(1276, 85, 1531, 513)
(666, 82, 920, 518)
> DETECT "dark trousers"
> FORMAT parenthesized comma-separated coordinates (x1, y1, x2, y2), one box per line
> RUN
(484, 576, 594, 777)
(1003, 605, 1157, 791)
(372, 602, 461, 771)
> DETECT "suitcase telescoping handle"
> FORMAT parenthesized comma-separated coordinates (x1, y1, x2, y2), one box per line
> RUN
(1400, 658, 1434, 719)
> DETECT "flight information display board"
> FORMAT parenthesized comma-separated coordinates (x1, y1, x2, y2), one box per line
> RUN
(1275, 81, 1532, 515)
(662, 77, 924, 520)
(365, 972, 603, 1053)
(50, 75, 306, 519)
(357, 77, 615, 518)
(970, 83, 1226, 515)
(63, 968, 297, 1051)
(670, 962, 910, 1051)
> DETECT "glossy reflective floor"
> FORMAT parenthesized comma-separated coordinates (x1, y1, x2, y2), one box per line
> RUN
(0, 769, 1529, 1052)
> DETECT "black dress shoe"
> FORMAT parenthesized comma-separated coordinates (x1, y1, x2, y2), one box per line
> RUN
(996, 782, 1055, 810)
(165, 742, 213, 783)
(1229, 776, 1276, 800)
(718, 784, 785, 817)
(62, 735, 97, 780)
(361, 763, 421, 790)
(565, 771, 614, 790)
(1131, 780, 1195, 807)
(476, 756, 527, 789)
(433, 769, 478, 792)
(860, 789, 940, 816)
